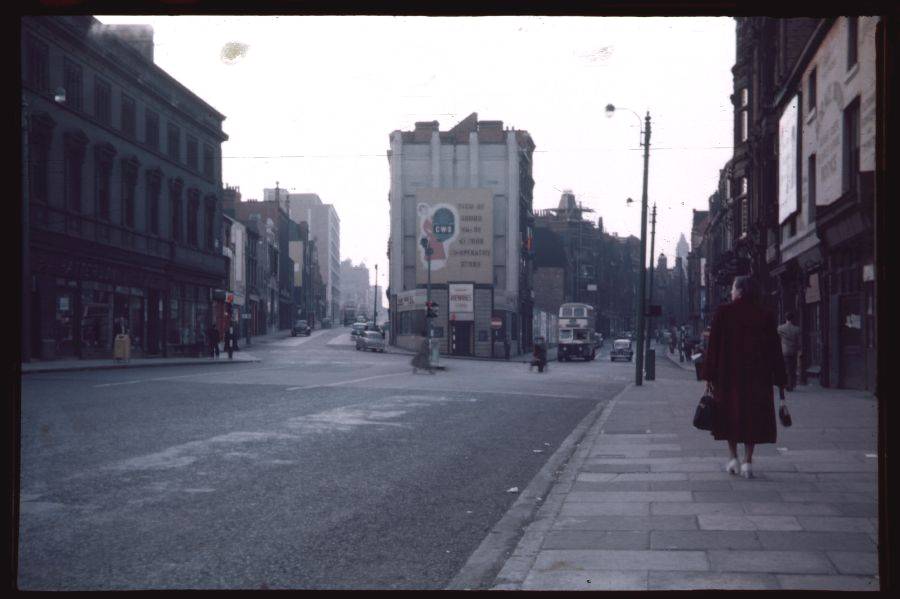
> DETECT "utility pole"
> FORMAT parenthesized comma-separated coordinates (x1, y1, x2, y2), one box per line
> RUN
(646, 203, 657, 349)
(634, 113, 652, 386)
(373, 264, 378, 325)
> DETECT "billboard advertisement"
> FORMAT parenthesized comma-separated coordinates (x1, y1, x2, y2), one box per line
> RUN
(778, 94, 800, 224)
(415, 189, 493, 285)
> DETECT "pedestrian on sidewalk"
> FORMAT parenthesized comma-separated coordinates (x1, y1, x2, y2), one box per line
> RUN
(777, 312, 801, 391)
(208, 324, 220, 359)
(701, 275, 787, 479)
(530, 337, 548, 373)
(224, 325, 235, 360)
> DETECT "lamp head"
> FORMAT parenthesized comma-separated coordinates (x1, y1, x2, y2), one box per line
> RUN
(604, 104, 616, 118)
(54, 87, 66, 103)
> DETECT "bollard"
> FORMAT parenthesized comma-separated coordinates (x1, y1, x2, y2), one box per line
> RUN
(645, 348, 655, 380)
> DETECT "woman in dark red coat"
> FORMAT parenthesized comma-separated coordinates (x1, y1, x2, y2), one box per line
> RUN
(701, 275, 787, 478)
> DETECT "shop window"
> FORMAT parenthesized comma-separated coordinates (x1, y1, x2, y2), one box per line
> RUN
(94, 77, 111, 125)
(63, 59, 83, 110)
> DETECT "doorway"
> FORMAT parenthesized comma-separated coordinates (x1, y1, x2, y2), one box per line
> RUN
(450, 321, 473, 356)
(839, 293, 866, 390)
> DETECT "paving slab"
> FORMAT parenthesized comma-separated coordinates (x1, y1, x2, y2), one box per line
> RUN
(742, 502, 841, 516)
(756, 531, 876, 551)
(693, 490, 783, 503)
(826, 551, 878, 575)
(794, 516, 877, 533)
(707, 550, 834, 574)
(834, 502, 878, 517)
(650, 480, 733, 492)
(649, 571, 780, 590)
(552, 515, 698, 532)
(650, 530, 762, 550)
(533, 549, 709, 573)
(612, 472, 687, 482)
(651, 502, 746, 516)
(780, 491, 873, 503)
(776, 574, 879, 590)
(521, 569, 649, 590)
(572, 481, 650, 492)
(542, 531, 650, 550)
(566, 491, 692, 503)
(559, 502, 650, 517)
(697, 514, 802, 531)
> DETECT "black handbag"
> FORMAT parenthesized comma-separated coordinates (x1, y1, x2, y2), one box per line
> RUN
(778, 388, 792, 427)
(693, 390, 715, 431)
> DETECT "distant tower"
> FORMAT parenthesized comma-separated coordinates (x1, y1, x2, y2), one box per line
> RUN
(676, 233, 689, 274)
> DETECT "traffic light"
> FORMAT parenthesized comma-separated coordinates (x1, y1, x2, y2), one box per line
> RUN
(426, 301, 438, 319)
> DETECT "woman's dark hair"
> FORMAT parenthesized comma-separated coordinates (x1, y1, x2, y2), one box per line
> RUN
(733, 275, 759, 304)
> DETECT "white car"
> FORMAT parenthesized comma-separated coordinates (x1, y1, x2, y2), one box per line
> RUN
(355, 331, 386, 352)
(610, 339, 634, 362)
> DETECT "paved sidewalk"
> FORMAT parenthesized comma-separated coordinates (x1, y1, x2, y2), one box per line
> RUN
(21, 352, 262, 374)
(488, 362, 879, 590)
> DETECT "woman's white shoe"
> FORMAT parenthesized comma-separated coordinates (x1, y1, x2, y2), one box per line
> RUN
(725, 458, 740, 475)
(740, 462, 753, 479)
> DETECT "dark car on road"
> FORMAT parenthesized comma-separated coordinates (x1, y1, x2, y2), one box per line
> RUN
(291, 320, 311, 337)
(356, 330, 386, 352)
(610, 338, 634, 362)
(350, 322, 367, 338)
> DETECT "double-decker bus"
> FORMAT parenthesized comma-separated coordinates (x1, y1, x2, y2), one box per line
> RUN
(557, 302, 597, 361)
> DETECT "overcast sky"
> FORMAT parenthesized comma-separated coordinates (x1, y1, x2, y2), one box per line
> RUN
(98, 15, 736, 287)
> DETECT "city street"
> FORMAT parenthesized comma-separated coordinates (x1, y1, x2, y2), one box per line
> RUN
(18, 328, 633, 590)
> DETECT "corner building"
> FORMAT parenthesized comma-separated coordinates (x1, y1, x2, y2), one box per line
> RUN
(387, 114, 535, 357)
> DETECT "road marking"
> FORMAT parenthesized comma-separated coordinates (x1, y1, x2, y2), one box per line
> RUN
(92, 364, 296, 388)
(285, 371, 409, 391)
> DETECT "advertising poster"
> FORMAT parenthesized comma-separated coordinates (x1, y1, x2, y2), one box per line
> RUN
(778, 94, 800, 224)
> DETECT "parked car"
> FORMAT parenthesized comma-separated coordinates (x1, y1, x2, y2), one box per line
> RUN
(356, 330, 386, 352)
(350, 322, 367, 337)
(291, 319, 311, 337)
(610, 338, 634, 362)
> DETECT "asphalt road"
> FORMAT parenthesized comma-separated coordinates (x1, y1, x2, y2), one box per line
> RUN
(18, 329, 640, 590)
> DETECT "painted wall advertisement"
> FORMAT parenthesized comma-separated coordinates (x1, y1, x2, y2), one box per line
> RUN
(778, 94, 800, 224)
(396, 288, 426, 312)
(415, 188, 493, 285)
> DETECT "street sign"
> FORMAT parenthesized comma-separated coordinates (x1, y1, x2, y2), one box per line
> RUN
(491, 316, 502, 330)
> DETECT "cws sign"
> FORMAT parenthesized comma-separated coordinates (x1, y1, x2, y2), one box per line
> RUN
(416, 189, 493, 285)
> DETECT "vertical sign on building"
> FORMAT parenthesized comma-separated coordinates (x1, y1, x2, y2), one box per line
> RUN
(778, 94, 800, 223)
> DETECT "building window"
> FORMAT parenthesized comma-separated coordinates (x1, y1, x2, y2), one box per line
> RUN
(121, 94, 136, 139)
(740, 177, 748, 197)
(808, 154, 817, 222)
(64, 131, 88, 213)
(170, 180, 183, 242)
(94, 143, 116, 221)
(842, 97, 861, 194)
(740, 110, 749, 142)
(167, 123, 180, 162)
(145, 110, 159, 150)
(847, 17, 859, 69)
(740, 88, 748, 107)
(807, 67, 817, 113)
(146, 169, 162, 235)
(741, 198, 749, 234)
(187, 190, 200, 247)
(63, 59, 83, 110)
(25, 35, 49, 90)
(203, 144, 214, 179)
(186, 136, 199, 171)
(94, 77, 111, 125)
(121, 157, 139, 229)
(28, 114, 55, 204)
(205, 198, 216, 251)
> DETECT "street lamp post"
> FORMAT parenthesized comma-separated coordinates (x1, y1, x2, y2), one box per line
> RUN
(606, 104, 651, 386)
(373, 264, 378, 325)
(646, 203, 657, 351)
(420, 237, 433, 339)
